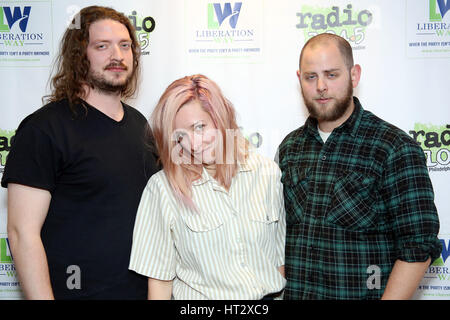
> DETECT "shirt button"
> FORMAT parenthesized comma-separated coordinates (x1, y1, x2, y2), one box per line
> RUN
(321, 155, 326, 160)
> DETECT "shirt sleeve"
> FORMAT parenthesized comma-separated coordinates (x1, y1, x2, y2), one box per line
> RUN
(129, 174, 177, 280)
(273, 164, 286, 267)
(382, 141, 441, 263)
(1, 119, 60, 191)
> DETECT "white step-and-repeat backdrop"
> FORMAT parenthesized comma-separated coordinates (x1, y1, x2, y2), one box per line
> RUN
(0, 0, 449, 299)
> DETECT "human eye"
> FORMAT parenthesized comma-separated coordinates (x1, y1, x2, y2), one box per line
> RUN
(194, 123, 205, 133)
(94, 42, 107, 50)
(327, 71, 339, 79)
(121, 42, 132, 49)
(304, 73, 316, 81)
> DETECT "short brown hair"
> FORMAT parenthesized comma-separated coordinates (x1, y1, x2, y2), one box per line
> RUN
(299, 33, 354, 70)
(45, 6, 140, 112)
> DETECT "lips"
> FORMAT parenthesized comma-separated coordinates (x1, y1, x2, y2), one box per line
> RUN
(315, 97, 331, 104)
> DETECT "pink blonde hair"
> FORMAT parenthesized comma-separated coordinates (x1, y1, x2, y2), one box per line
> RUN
(150, 74, 248, 208)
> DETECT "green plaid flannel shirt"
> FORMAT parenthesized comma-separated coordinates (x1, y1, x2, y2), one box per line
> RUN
(277, 97, 441, 299)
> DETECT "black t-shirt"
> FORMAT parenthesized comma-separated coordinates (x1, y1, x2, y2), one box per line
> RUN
(1, 99, 159, 299)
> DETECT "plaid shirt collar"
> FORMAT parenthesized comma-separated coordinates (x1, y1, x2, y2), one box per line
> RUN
(304, 96, 364, 139)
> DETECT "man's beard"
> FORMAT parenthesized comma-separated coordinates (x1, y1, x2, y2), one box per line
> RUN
(86, 62, 131, 95)
(302, 79, 353, 122)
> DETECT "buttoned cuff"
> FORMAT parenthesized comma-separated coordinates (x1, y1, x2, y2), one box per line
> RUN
(396, 237, 442, 263)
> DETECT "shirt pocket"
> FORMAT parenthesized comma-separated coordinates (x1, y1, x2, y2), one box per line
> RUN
(281, 166, 309, 224)
(247, 206, 280, 247)
(247, 207, 280, 224)
(176, 211, 225, 265)
(326, 170, 378, 231)
(180, 211, 224, 232)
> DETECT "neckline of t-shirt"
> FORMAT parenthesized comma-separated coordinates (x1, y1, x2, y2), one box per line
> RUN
(80, 99, 128, 126)
(317, 126, 332, 143)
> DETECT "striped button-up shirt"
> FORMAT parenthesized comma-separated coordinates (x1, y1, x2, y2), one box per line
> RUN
(278, 97, 441, 299)
(129, 151, 286, 299)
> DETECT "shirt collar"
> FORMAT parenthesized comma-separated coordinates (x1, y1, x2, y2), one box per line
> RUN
(191, 154, 253, 187)
(340, 96, 364, 137)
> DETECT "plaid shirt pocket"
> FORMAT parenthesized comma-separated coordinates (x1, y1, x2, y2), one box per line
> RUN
(281, 166, 309, 225)
(326, 170, 379, 231)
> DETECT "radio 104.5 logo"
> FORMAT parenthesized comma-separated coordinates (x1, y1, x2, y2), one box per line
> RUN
(295, 3, 374, 50)
(409, 124, 450, 172)
(66, 5, 156, 55)
(0, 129, 14, 175)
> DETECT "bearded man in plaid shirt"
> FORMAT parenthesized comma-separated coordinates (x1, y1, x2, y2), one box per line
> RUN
(277, 33, 441, 300)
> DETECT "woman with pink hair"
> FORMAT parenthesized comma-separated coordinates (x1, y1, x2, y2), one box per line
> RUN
(129, 74, 286, 300)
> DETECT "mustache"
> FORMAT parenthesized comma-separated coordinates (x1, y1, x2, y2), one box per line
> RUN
(104, 61, 128, 70)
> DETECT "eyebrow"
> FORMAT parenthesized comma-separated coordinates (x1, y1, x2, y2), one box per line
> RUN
(324, 68, 340, 73)
(303, 68, 341, 75)
(90, 38, 132, 44)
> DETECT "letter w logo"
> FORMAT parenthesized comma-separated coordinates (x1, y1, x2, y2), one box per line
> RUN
(441, 239, 450, 264)
(437, 0, 450, 18)
(430, 0, 450, 21)
(208, 2, 242, 29)
(0, 238, 13, 263)
(1, 6, 31, 32)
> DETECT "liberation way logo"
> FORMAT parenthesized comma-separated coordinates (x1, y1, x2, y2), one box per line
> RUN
(418, 238, 450, 298)
(186, 1, 263, 62)
(0, 2, 53, 66)
(0, 236, 21, 296)
(407, 0, 450, 58)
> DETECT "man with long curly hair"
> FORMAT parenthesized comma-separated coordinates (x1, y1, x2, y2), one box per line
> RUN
(1, 6, 159, 299)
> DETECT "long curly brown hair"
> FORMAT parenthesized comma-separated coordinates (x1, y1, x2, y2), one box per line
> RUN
(45, 6, 141, 113)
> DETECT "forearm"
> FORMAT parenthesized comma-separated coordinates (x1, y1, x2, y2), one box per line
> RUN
(8, 230, 54, 300)
(381, 258, 430, 300)
(148, 277, 173, 300)
(278, 265, 285, 278)
(7, 183, 53, 300)
(274, 265, 285, 300)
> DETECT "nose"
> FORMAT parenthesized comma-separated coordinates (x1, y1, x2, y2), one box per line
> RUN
(191, 132, 204, 152)
(316, 76, 327, 93)
(110, 44, 124, 61)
